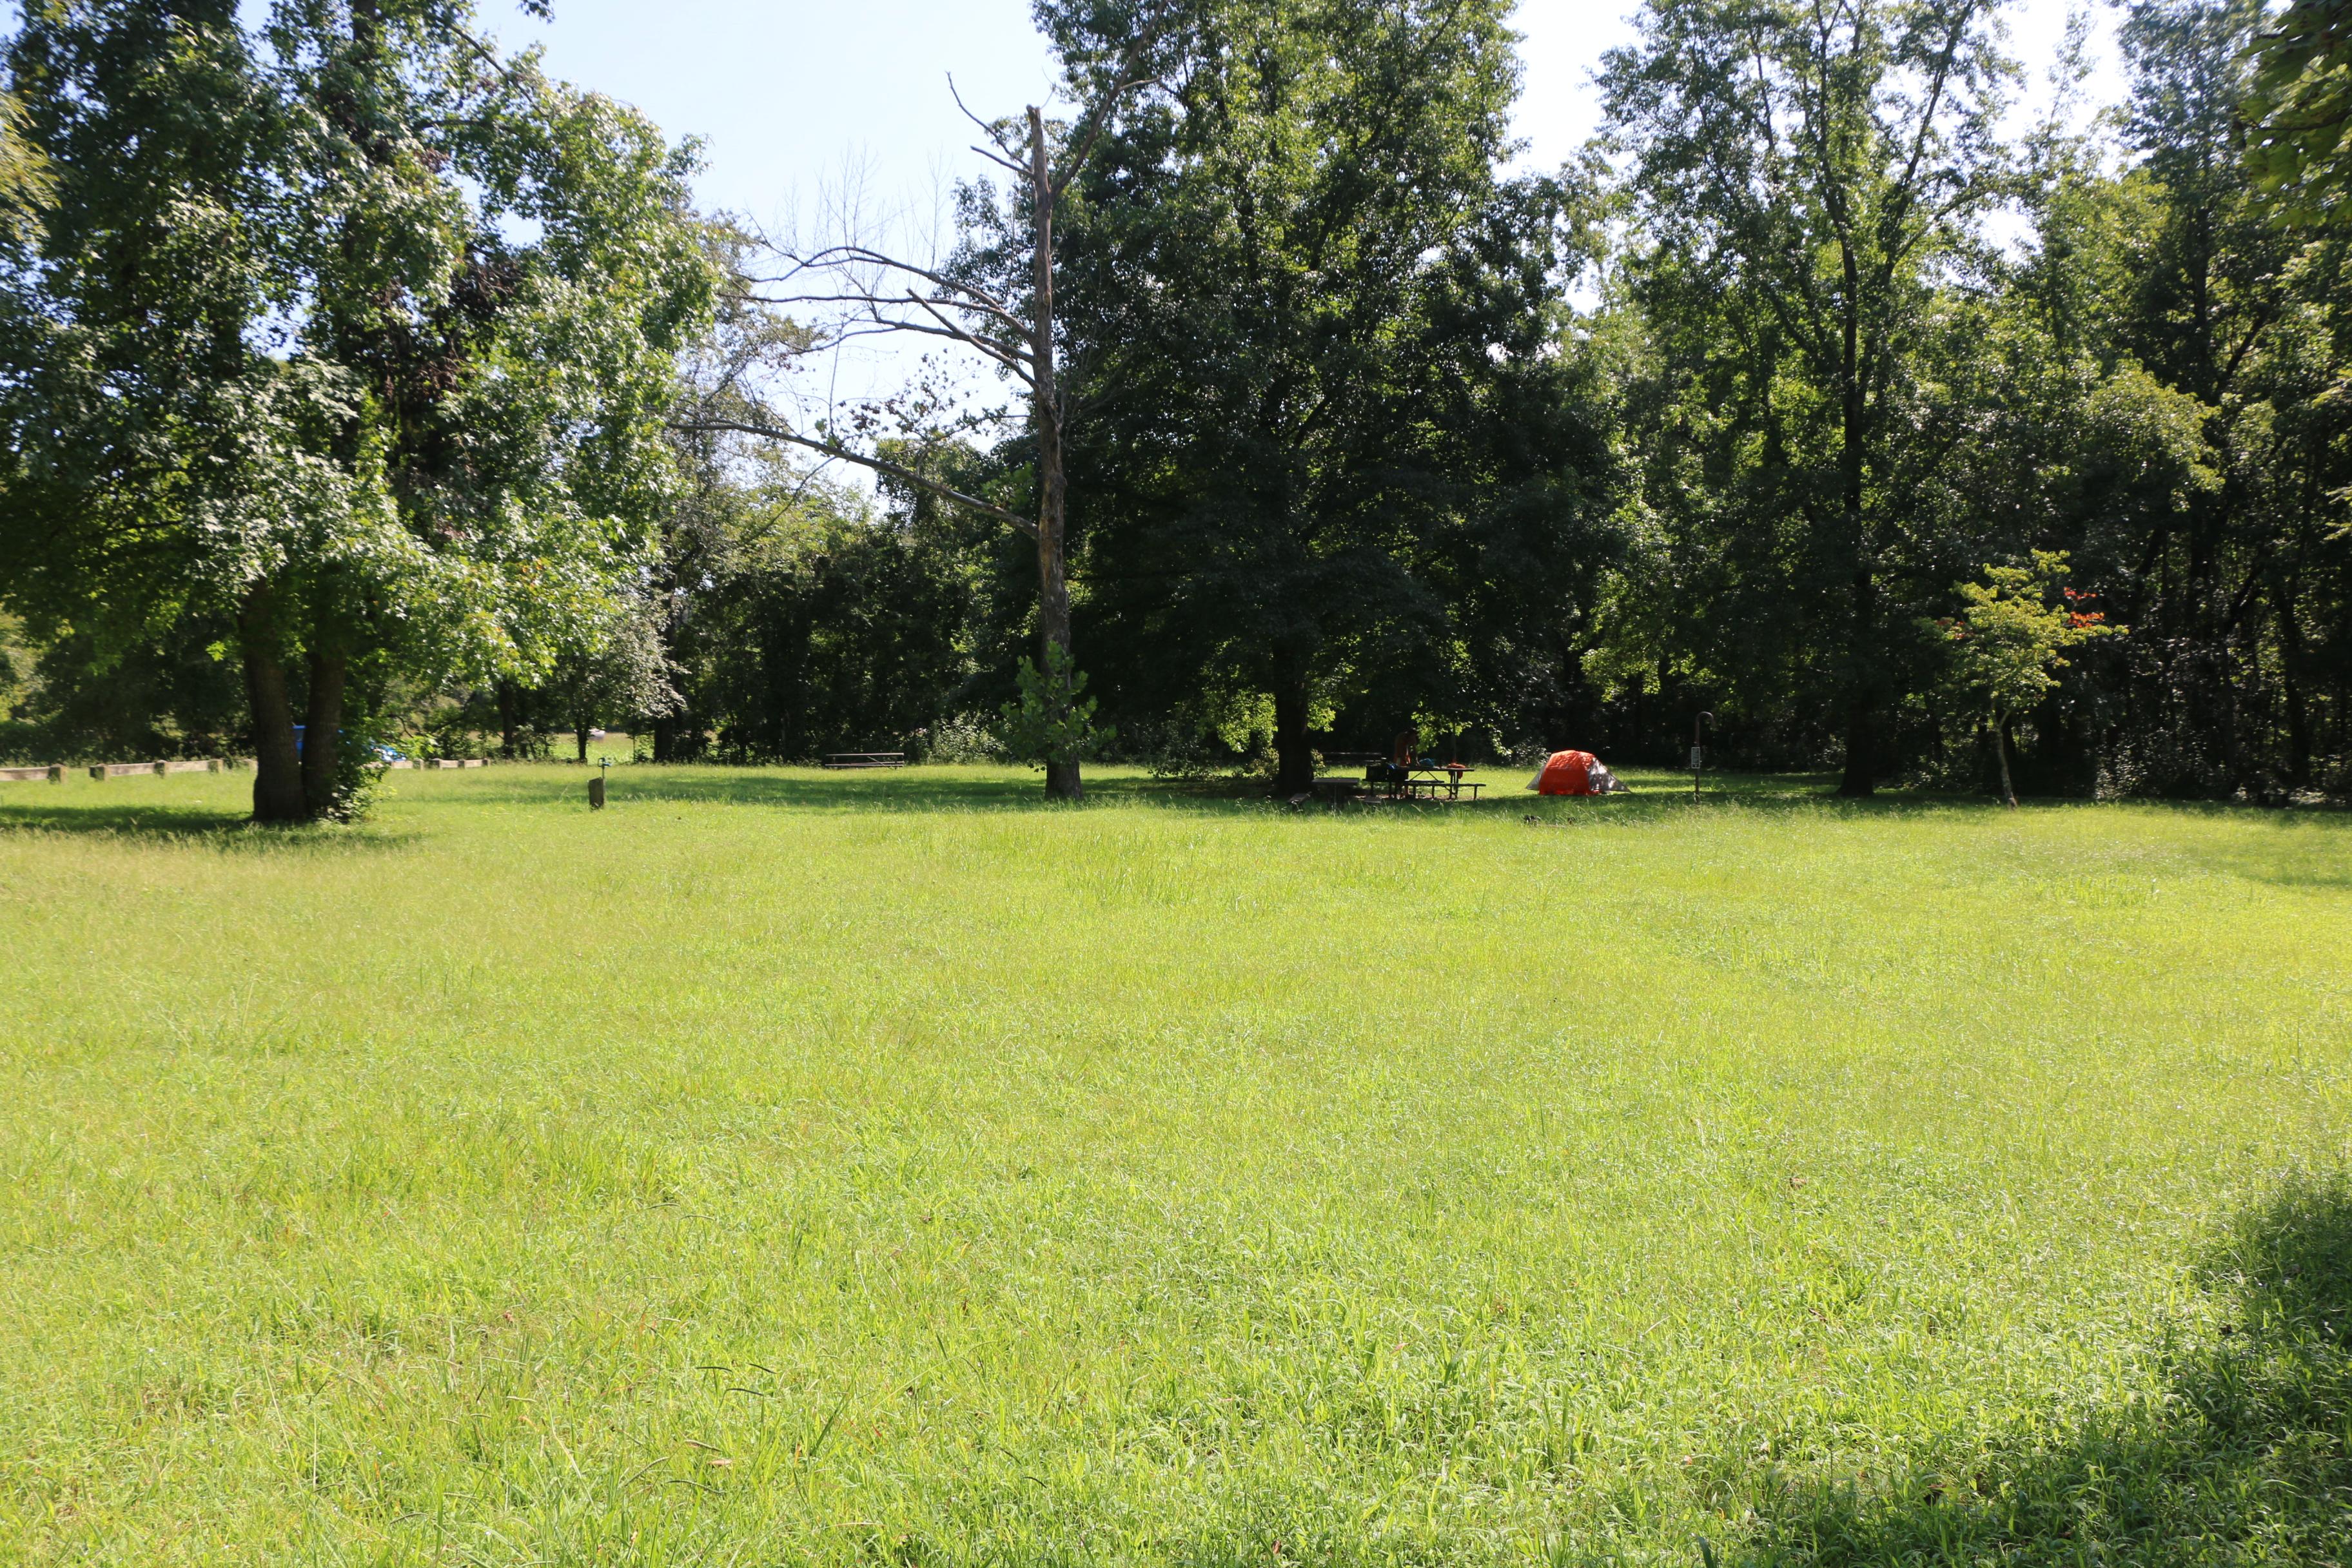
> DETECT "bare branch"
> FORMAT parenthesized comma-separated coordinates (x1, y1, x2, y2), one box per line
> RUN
(948, 73, 1027, 168)
(758, 245, 1024, 328)
(740, 289, 1029, 345)
(815, 316, 1034, 380)
(969, 143, 1031, 179)
(900, 291, 1037, 378)
(1050, 75, 1161, 199)
(678, 416, 1037, 537)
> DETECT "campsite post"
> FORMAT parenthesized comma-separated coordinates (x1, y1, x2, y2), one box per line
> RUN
(1692, 713, 1712, 803)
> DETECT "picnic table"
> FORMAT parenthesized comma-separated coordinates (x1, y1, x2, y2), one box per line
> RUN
(823, 751, 906, 770)
(1395, 767, 1484, 801)
(1311, 763, 1484, 803)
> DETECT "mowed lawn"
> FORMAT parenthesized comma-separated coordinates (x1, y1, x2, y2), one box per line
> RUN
(2, 765, 2348, 1566)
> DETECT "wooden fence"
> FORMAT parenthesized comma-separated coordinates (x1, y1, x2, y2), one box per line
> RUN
(1, 756, 496, 783)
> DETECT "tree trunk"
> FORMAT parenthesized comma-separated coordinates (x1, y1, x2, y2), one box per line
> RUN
(301, 645, 348, 819)
(1993, 712, 2019, 808)
(1834, 547, 1878, 802)
(2275, 569, 2313, 789)
(1834, 236, 1877, 800)
(239, 585, 307, 823)
(1838, 678, 1877, 798)
(1273, 676, 1315, 796)
(497, 680, 522, 758)
(776, 596, 812, 762)
(1029, 106, 1083, 803)
(576, 721, 589, 763)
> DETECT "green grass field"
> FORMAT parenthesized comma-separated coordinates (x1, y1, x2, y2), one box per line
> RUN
(3, 765, 2348, 1565)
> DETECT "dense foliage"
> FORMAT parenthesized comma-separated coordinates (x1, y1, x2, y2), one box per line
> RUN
(0, 0, 709, 814)
(3, 0, 2346, 803)
(1033, 0, 1625, 793)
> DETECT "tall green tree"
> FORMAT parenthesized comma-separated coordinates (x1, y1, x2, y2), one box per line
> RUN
(2052, 0, 2349, 795)
(1600, 0, 2014, 794)
(0, 1, 709, 820)
(1037, 0, 1616, 793)
(0, 88, 54, 233)
(2246, 0, 2352, 227)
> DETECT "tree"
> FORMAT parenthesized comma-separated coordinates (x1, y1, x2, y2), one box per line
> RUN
(999, 641, 1108, 772)
(543, 595, 679, 761)
(1036, 0, 1614, 794)
(0, 89, 54, 233)
(1601, 0, 2014, 794)
(660, 259, 1014, 765)
(1942, 553, 2121, 805)
(652, 455, 1010, 764)
(2063, 0, 2344, 796)
(688, 20, 1170, 801)
(2245, 0, 2352, 227)
(0, 1, 710, 820)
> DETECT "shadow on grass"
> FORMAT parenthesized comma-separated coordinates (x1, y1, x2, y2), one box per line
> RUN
(452, 769, 2352, 858)
(1739, 1175, 2352, 1565)
(420, 765, 1250, 816)
(2184, 825, 2352, 892)
(19, 766, 2344, 853)
(0, 799, 418, 850)
(438, 764, 2016, 820)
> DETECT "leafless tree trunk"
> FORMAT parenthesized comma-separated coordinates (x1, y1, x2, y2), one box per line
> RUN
(1023, 105, 1081, 800)
(680, 51, 1157, 803)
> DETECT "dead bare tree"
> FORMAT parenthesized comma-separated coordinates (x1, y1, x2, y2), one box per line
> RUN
(688, 51, 1160, 801)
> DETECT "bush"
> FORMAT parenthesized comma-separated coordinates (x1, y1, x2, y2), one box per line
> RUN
(1121, 716, 1233, 780)
(920, 714, 1005, 764)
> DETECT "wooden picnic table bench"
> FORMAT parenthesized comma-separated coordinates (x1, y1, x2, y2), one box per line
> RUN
(824, 752, 907, 770)
(1311, 765, 1484, 803)
(1396, 775, 1482, 801)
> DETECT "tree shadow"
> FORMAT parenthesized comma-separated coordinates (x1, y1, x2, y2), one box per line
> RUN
(444, 763, 1997, 819)
(2180, 823, 2352, 892)
(451, 767, 2351, 848)
(424, 766, 1277, 816)
(1523, 772, 2021, 823)
(0, 799, 418, 850)
(1737, 1174, 2352, 1564)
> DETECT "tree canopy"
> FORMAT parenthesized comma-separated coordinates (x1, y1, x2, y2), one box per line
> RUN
(0, 0, 709, 818)
(3, 0, 2346, 808)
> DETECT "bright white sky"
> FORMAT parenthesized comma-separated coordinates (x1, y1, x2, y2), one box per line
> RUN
(495, 0, 2130, 223)
(485, 0, 2131, 431)
(0, 0, 2129, 452)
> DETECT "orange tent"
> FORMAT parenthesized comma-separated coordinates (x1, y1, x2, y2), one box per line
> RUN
(1534, 749, 1599, 796)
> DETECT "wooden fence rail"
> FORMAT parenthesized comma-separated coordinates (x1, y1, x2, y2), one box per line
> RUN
(88, 759, 243, 779)
(2, 756, 498, 783)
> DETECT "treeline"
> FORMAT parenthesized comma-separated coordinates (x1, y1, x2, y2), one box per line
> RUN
(2, 0, 2347, 811)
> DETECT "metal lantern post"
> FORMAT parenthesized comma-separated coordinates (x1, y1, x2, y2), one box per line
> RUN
(589, 755, 612, 810)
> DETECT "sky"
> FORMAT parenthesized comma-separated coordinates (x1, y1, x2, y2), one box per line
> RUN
(0, 0, 2133, 457)
(495, 0, 2132, 229)
(482, 0, 2133, 433)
